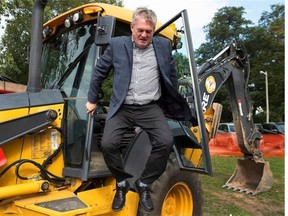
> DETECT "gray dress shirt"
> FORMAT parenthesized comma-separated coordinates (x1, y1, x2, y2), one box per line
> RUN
(124, 43, 161, 105)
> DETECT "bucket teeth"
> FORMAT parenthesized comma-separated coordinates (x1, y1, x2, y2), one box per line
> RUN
(223, 185, 257, 195)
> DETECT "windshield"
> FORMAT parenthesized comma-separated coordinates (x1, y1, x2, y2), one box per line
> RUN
(41, 23, 96, 98)
(41, 23, 100, 168)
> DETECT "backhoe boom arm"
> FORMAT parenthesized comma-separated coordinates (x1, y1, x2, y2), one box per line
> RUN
(197, 42, 263, 161)
(191, 42, 273, 195)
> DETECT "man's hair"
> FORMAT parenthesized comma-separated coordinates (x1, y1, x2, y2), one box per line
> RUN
(132, 7, 157, 28)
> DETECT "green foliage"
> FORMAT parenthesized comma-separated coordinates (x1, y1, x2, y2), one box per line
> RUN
(245, 4, 284, 123)
(196, 6, 253, 63)
(173, 52, 190, 79)
(0, 0, 33, 83)
(204, 6, 252, 44)
(101, 72, 113, 102)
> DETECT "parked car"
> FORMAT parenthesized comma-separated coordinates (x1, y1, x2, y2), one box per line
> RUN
(262, 122, 285, 134)
(212, 123, 240, 150)
(276, 122, 285, 134)
(257, 122, 285, 149)
(212, 122, 285, 151)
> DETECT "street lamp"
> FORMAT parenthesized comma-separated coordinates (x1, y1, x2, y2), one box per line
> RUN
(260, 71, 269, 122)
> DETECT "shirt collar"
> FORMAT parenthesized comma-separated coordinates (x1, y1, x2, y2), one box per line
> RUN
(132, 37, 152, 49)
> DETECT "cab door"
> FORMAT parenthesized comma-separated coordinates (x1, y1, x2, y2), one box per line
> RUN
(155, 10, 212, 175)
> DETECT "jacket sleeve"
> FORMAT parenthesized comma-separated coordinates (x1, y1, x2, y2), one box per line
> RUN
(87, 41, 113, 103)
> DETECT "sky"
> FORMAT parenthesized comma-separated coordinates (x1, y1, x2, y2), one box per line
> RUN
(123, 0, 284, 49)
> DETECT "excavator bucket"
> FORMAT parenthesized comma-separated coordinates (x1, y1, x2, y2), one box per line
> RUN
(223, 159, 273, 195)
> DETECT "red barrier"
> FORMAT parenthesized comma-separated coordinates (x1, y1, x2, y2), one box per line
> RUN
(209, 138, 284, 158)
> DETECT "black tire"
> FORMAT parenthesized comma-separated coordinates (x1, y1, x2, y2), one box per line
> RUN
(137, 154, 203, 216)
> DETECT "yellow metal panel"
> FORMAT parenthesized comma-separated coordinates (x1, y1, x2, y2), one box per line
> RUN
(29, 104, 64, 127)
(13, 190, 88, 216)
(0, 139, 24, 186)
(78, 185, 139, 215)
(44, 3, 132, 29)
(0, 108, 29, 122)
(0, 104, 64, 187)
(184, 148, 203, 167)
(0, 187, 139, 215)
(0, 180, 49, 200)
(183, 126, 203, 167)
(78, 186, 112, 215)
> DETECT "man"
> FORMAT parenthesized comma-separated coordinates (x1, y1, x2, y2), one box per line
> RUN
(86, 7, 195, 212)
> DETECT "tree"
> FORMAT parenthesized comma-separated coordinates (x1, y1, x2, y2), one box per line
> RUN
(195, 6, 254, 122)
(0, 0, 123, 84)
(194, 5, 284, 122)
(195, 6, 253, 64)
(174, 52, 190, 79)
(245, 4, 284, 122)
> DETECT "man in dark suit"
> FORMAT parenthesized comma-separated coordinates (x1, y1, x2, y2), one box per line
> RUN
(86, 7, 194, 212)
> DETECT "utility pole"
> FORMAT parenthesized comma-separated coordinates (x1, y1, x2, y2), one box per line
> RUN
(260, 71, 269, 122)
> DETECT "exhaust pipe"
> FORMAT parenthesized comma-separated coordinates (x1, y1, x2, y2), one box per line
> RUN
(27, 0, 48, 93)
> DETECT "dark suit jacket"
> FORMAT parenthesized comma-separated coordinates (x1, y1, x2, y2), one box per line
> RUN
(88, 36, 196, 124)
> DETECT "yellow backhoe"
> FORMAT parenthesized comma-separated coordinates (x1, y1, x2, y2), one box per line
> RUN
(0, 1, 272, 215)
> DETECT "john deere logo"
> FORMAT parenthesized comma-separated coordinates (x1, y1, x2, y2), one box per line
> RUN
(205, 76, 216, 93)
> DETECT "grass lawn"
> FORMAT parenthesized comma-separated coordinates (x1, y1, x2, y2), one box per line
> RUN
(200, 156, 284, 216)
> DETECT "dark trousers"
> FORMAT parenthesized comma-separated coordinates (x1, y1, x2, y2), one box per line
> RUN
(101, 102, 173, 185)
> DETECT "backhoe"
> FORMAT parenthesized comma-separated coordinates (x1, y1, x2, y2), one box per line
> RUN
(0, 1, 272, 215)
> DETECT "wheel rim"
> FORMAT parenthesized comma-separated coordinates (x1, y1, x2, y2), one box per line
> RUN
(161, 182, 193, 216)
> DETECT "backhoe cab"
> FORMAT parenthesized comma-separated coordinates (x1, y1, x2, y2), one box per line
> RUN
(0, 1, 272, 215)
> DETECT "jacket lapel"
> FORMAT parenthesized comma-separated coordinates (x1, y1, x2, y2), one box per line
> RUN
(152, 37, 165, 75)
(124, 37, 133, 68)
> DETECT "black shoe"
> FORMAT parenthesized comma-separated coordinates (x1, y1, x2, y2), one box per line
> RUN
(135, 179, 154, 212)
(112, 181, 130, 212)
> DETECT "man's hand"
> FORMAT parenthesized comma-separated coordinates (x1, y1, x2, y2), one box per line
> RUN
(86, 101, 97, 114)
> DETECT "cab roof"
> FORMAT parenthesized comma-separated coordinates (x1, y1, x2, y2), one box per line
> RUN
(43, 3, 176, 42)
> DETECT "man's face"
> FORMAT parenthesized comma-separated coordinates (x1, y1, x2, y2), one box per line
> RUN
(131, 17, 154, 49)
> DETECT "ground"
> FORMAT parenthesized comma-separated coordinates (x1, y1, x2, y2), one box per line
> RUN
(201, 156, 284, 216)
